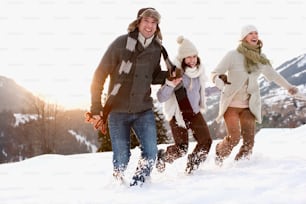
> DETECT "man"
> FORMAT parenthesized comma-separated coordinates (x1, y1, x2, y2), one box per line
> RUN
(90, 8, 167, 186)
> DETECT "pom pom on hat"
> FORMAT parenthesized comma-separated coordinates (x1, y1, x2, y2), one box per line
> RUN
(240, 25, 258, 40)
(177, 35, 184, 44)
(176, 35, 198, 63)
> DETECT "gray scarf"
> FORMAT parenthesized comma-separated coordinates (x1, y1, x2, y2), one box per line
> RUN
(101, 31, 140, 123)
(109, 31, 139, 97)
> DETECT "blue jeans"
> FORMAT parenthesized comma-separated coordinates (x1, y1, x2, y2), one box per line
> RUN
(108, 109, 158, 177)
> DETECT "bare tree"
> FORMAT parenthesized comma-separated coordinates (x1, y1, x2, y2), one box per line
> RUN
(30, 97, 60, 154)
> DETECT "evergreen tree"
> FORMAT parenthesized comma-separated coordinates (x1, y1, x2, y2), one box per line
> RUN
(153, 104, 169, 145)
(97, 127, 112, 152)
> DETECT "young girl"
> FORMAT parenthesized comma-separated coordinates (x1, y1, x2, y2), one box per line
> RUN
(211, 25, 299, 165)
(156, 36, 212, 174)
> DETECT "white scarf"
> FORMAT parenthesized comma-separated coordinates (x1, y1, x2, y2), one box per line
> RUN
(185, 65, 208, 113)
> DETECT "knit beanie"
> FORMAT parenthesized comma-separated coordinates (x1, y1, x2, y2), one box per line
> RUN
(240, 25, 258, 40)
(176, 36, 198, 63)
(127, 7, 162, 40)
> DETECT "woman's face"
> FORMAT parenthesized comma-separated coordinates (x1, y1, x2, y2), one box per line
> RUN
(184, 55, 198, 68)
(245, 31, 259, 46)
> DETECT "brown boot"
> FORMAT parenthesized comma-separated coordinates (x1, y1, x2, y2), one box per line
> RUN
(234, 144, 253, 161)
(215, 143, 224, 166)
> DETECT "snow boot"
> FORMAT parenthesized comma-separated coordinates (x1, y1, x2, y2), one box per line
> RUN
(185, 153, 198, 174)
(215, 154, 223, 167)
(185, 151, 207, 174)
(234, 144, 253, 161)
(129, 174, 145, 187)
(113, 170, 126, 185)
(215, 143, 224, 166)
(156, 149, 166, 173)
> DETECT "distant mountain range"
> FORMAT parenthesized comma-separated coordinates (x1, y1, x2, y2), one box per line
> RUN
(0, 76, 37, 112)
(259, 53, 306, 96)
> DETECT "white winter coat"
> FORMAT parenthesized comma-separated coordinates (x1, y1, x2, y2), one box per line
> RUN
(211, 50, 293, 124)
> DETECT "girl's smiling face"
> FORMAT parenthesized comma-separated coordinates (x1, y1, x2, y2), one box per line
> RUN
(184, 55, 198, 68)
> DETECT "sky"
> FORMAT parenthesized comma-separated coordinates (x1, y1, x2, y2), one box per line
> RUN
(1, 0, 306, 110)
(0, 125, 306, 204)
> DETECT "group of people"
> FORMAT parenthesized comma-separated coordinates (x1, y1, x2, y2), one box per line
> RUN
(89, 8, 299, 187)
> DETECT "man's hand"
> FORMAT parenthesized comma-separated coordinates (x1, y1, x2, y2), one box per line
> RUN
(168, 68, 183, 81)
(84, 112, 107, 135)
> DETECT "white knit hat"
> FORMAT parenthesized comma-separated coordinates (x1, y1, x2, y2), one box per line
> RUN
(240, 25, 258, 40)
(176, 36, 198, 63)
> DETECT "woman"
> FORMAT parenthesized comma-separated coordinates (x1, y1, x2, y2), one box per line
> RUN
(211, 25, 298, 165)
(156, 36, 212, 174)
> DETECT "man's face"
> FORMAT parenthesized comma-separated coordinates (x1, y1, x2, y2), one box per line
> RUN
(138, 16, 158, 38)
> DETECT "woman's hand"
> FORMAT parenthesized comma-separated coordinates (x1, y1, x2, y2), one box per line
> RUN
(288, 86, 298, 95)
(218, 74, 231, 85)
(214, 74, 231, 90)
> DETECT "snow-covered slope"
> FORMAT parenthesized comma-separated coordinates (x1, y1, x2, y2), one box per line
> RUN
(0, 125, 306, 204)
(260, 53, 306, 96)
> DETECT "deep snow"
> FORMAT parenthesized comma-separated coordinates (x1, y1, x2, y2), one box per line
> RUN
(1, 125, 306, 204)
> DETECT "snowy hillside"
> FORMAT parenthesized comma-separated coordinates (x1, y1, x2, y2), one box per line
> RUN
(259, 53, 306, 96)
(1, 125, 306, 204)
(0, 76, 38, 112)
(260, 53, 306, 104)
